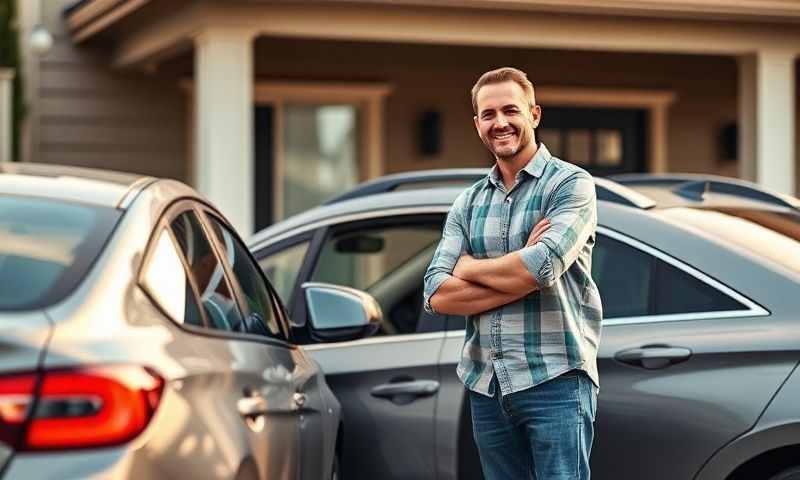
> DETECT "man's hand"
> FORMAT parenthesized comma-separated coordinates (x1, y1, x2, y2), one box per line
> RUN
(453, 254, 474, 280)
(526, 218, 550, 247)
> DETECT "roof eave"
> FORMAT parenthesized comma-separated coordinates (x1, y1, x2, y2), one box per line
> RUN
(64, 0, 152, 44)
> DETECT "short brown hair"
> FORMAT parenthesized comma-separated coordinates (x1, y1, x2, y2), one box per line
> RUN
(471, 67, 536, 114)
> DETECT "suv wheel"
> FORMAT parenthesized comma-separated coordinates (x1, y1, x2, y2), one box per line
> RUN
(770, 467, 800, 480)
(331, 451, 341, 480)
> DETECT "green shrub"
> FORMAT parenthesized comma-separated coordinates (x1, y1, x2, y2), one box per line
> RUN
(0, 0, 25, 162)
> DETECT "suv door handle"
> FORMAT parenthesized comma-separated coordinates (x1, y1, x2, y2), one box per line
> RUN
(615, 346, 692, 369)
(237, 394, 268, 417)
(371, 380, 440, 400)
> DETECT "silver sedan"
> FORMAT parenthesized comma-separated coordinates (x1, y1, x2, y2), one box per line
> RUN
(0, 163, 376, 480)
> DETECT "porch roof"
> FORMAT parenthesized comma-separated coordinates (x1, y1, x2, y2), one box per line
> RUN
(65, 0, 800, 47)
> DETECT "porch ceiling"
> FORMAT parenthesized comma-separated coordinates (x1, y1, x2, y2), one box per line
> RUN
(65, 1, 800, 70)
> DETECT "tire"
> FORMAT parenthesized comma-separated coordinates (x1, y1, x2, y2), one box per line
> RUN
(770, 467, 800, 480)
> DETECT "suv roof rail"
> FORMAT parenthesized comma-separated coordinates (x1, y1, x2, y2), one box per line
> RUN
(610, 173, 800, 210)
(323, 169, 488, 205)
(326, 169, 656, 209)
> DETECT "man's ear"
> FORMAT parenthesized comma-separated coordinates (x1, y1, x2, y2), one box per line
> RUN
(473, 115, 480, 133)
(530, 104, 542, 128)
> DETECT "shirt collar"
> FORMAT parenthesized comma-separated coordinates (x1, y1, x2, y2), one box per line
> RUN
(487, 142, 551, 188)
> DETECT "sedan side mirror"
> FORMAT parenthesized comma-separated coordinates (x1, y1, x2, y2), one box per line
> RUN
(301, 282, 382, 342)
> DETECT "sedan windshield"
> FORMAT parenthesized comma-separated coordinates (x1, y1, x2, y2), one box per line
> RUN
(0, 195, 121, 310)
(659, 206, 800, 275)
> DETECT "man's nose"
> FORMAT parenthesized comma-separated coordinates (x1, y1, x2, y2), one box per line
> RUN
(494, 114, 509, 128)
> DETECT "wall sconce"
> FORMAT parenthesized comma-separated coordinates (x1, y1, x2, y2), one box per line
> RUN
(418, 110, 441, 157)
(718, 122, 737, 163)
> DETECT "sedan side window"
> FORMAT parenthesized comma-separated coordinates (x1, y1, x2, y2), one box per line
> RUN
(140, 229, 204, 327)
(206, 215, 288, 341)
(592, 233, 746, 319)
(170, 211, 245, 333)
(311, 222, 442, 335)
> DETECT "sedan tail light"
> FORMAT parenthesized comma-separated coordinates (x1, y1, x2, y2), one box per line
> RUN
(0, 365, 164, 451)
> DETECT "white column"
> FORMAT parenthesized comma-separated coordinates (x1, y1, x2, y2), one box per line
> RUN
(738, 51, 797, 195)
(0, 68, 14, 163)
(194, 28, 255, 237)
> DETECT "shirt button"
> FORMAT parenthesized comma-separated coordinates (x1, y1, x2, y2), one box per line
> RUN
(506, 197, 512, 203)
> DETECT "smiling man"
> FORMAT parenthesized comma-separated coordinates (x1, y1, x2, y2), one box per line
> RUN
(423, 67, 602, 479)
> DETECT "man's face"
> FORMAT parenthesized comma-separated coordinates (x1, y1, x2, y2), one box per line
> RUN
(473, 81, 541, 161)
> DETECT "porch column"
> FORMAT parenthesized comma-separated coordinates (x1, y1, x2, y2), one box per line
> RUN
(0, 69, 14, 163)
(194, 28, 255, 236)
(738, 50, 797, 195)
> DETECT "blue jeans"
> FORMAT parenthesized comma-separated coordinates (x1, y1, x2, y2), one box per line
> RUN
(469, 371, 598, 480)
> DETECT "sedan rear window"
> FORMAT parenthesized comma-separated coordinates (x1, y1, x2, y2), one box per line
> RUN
(659, 207, 800, 275)
(0, 195, 121, 310)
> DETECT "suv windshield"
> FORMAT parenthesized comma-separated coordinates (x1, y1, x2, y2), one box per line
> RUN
(0, 195, 121, 310)
(659, 206, 800, 275)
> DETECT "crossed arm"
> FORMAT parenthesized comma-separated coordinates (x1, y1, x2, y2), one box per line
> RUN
(423, 173, 596, 317)
(428, 219, 550, 315)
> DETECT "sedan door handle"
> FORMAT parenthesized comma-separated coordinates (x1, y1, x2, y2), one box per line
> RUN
(237, 394, 268, 417)
(371, 380, 440, 401)
(615, 346, 692, 369)
(292, 392, 307, 410)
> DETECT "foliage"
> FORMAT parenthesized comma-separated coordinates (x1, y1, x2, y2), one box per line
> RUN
(0, 0, 25, 161)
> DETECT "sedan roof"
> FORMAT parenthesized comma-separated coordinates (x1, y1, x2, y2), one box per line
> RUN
(0, 163, 152, 208)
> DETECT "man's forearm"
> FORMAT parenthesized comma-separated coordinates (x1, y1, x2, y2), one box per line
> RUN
(455, 253, 539, 295)
(430, 276, 525, 316)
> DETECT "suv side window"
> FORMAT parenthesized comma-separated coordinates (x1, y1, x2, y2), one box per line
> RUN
(311, 220, 443, 335)
(592, 233, 746, 319)
(206, 214, 289, 341)
(170, 211, 245, 332)
(258, 240, 311, 307)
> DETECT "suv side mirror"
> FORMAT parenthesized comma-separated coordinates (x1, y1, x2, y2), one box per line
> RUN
(301, 282, 381, 342)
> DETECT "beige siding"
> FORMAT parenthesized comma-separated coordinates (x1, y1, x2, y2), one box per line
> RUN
(32, 0, 187, 180)
(252, 39, 741, 179)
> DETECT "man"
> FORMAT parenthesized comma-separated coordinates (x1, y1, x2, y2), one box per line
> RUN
(423, 67, 602, 480)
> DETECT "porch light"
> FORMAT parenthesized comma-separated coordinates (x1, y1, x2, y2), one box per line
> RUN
(29, 25, 53, 57)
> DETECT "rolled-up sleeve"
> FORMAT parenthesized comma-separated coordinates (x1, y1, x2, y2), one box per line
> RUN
(423, 193, 469, 314)
(518, 172, 597, 289)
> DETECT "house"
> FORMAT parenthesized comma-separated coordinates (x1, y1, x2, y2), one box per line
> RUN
(17, 0, 800, 236)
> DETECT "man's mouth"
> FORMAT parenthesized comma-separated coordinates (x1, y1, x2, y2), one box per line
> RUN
(492, 130, 516, 140)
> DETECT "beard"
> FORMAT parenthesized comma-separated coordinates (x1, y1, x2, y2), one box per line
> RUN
(482, 124, 533, 161)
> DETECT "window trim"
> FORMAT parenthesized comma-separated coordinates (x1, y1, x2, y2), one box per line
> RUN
(137, 201, 210, 329)
(255, 81, 390, 222)
(200, 208, 293, 342)
(137, 199, 295, 349)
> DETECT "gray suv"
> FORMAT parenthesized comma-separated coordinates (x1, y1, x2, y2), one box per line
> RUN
(249, 171, 800, 480)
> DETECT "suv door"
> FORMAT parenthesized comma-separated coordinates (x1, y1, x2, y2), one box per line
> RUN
(164, 205, 303, 479)
(589, 228, 796, 480)
(270, 215, 446, 479)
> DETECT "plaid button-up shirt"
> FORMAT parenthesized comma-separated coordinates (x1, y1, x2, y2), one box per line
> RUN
(424, 144, 602, 397)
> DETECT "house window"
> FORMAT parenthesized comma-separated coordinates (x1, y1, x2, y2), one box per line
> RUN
(537, 106, 647, 176)
(253, 82, 391, 229)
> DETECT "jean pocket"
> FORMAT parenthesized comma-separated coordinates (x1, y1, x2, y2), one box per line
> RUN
(577, 375, 597, 422)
